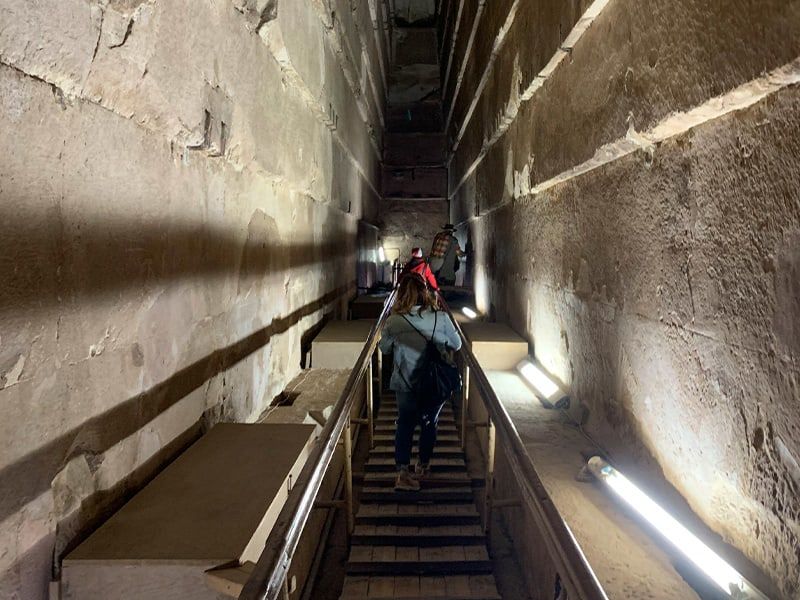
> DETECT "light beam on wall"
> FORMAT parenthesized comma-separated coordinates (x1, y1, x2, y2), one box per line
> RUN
(516, 359, 568, 408)
(587, 456, 767, 599)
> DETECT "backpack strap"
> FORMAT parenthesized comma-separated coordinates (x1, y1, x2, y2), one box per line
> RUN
(397, 311, 438, 392)
(401, 310, 437, 342)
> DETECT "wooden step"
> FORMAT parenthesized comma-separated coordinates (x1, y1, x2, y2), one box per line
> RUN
(348, 545, 491, 564)
(352, 524, 485, 547)
(375, 424, 458, 434)
(369, 445, 464, 457)
(365, 458, 466, 473)
(374, 417, 456, 425)
(375, 411, 455, 420)
(378, 400, 455, 407)
(379, 401, 455, 408)
(356, 502, 478, 519)
(355, 511, 482, 527)
(346, 561, 494, 576)
(375, 417, 457, 427)
(361, 472, 473, 488)
(340, 574, 501, 599)
(360, 487, 474, 504)
(347, 545, 492, 575)
(374, 434, 461, 445)
(343, 389, 497, 600)
(376, 409, 455, 417)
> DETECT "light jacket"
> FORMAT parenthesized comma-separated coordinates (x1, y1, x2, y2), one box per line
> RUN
(378, 307, 462, 392)
(400, 258, 439, 290)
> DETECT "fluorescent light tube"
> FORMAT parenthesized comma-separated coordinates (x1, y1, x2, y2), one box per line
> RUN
(462, 306, 478, 319)
(518, 359, 560, 399)
(588, 456, 757, 597)
(378, 246, 386, 262)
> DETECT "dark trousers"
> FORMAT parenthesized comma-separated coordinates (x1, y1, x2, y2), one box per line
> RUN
(394, 391, 438, 467)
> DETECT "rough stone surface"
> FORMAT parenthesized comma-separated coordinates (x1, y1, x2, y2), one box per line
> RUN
(0, 1, 386, 597)
(380, 199, 448, 263)
(443, 0, 800, 597)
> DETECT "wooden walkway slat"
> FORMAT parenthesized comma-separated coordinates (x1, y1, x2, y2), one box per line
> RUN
(339, 399, 500, 600)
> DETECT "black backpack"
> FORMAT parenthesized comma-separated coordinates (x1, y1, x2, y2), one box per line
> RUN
(400, 311, 462, 415)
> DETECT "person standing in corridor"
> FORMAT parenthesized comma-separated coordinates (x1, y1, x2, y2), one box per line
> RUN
(429, 224, 464, 286)
(400, 247, 439, 290)
(378, 274, 462, 491)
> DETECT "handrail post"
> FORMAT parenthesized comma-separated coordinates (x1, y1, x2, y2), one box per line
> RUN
(461, 364, 470, 451)
(377, 349, 383, 404)
(484, 416, 496, 537)
(281, 577, 290, 600)
(343, 420, 354, 536)
(239, 290, 398, 600)
(366, 356, 374, 448)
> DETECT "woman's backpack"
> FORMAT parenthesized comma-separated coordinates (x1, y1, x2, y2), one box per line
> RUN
(400, 311, 462, 415)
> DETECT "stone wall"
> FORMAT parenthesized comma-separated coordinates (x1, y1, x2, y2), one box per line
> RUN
(0, 0, 387, 597)
(380, 199, 448, 263)
(441, 0, 800, 596)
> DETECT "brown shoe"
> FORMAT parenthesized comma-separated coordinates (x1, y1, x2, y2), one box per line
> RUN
(394, 467, 421, 491)
(414, 463, 431, 479)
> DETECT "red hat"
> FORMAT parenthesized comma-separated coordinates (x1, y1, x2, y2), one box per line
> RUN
(411, 247, 423, 258)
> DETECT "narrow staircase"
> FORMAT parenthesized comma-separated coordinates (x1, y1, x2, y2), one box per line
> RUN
(339, 395, 502, 600)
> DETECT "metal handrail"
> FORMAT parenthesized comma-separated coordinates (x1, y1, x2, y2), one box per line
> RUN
(240, 290, 397, 600)
(436, 294, 609, 600)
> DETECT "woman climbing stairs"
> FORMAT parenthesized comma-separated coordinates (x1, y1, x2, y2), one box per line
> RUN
(339, 394, 502, 600)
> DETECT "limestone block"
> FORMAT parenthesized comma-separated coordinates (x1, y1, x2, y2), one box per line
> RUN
(462, 322, 529, 371)
(311, 321, 375, 369)
(0, 0, 100, 95)
(62, 423, 316, 598)
(232, 0, 278, 31)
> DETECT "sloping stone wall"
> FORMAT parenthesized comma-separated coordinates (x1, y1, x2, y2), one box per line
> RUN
(0, 0, 388, 597)
(440, 0, 800, 596)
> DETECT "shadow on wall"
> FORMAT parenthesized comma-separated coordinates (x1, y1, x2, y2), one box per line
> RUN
(0, 419, 204, 597)
(0, 278, 352, 529)
(0, 202, 359, 595)
(0, 208, 353, 317)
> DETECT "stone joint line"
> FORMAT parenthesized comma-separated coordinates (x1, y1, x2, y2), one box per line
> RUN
(448, 0, 613, 197)
(453, 57, 800, 228)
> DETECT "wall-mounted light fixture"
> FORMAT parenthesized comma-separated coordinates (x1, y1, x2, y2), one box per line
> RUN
(587, 456, 767, 599)
(461, 306, 478, 319)
(378, 246, 386, 263)
(516, 358, 569, 409)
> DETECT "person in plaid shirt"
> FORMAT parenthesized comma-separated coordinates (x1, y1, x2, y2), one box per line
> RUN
(429, 224, 464, 285)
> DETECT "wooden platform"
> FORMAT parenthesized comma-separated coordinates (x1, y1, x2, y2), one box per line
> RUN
(311, 320, 376, 368)
(62, 423, 316, 600)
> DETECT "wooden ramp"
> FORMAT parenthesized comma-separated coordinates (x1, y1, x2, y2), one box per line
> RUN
(340, 397, 501, 600)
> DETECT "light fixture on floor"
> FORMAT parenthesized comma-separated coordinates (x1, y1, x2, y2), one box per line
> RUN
(516, 359, 569, 409)
(587, 456, 767, 599)
(461, 306, 478, 319)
